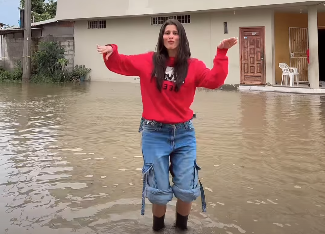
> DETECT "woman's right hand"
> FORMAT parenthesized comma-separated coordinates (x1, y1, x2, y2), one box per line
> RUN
(97, 45, 113, 60)
(217, 37, 238, 49)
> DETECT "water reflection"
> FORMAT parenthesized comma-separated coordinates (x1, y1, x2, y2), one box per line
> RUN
(0, 83, 324, 234)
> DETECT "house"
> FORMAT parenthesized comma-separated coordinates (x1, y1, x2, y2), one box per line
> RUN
(0, 19, 74, 71)
(0, 27, 41, 70)
(55, 0, 325, 89)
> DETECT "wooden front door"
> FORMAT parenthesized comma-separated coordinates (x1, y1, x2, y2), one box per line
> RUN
(240, 27, 266, 85)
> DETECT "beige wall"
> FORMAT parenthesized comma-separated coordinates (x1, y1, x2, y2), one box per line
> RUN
(210, 10, 274, 85)
(56, 0, 320, 20)
(74, 9, 274, 85)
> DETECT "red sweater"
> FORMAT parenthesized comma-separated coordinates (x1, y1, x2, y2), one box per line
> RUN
(103, 44, 229, 124)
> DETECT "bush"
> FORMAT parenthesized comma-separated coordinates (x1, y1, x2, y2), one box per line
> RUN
(0, 70, 12, 80)
(31, 41, 71, 83)
(0, 61, 23, 81)
(31, 41, 91, 83)
(70, 65, 91, 81)
(11, 61, 23, 80)
(32, 41, 65, 77)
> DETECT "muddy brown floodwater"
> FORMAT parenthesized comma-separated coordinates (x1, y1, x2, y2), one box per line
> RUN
(0, 82, 324, 234)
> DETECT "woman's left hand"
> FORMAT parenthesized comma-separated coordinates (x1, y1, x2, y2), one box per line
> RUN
(217, 37, 238, 49)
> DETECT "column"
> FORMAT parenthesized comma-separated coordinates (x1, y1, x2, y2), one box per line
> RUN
(308, 5, 319, 89)
(271, 10, 276, 85)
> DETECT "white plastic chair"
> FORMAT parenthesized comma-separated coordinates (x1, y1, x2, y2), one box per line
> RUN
(279, 63, 299, 86)
(289, 67, 299, 86)
(279, 63, 291, 86)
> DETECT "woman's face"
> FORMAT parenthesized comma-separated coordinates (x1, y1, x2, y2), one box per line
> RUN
(163, 24, 180, 54)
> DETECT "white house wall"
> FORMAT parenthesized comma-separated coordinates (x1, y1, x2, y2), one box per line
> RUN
(74, 9, 274, 84)
(56, 0, 320, 20)
(211, 9, 274, 85)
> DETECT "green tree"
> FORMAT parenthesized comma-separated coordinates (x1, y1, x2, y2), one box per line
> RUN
(20, 0, 57, 22)
(44, 0, 57, 18)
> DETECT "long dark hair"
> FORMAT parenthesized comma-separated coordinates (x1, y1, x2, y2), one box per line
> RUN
(151, 19, 191, 92)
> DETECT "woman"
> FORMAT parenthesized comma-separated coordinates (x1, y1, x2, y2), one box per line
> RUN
(97, 19, 237, 231)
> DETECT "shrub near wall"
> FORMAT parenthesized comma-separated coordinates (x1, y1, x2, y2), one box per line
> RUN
(0, 41, 91, 83)
(0, 61, 23, 82)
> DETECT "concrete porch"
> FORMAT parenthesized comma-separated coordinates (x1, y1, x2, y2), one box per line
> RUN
(273, 3, 325, 89)
(238, 85, 325, 94)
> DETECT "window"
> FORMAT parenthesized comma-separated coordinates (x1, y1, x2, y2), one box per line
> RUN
(88, 20, 106, 29)
(223, 22, 228, 34)
(151, 15, 191, 25)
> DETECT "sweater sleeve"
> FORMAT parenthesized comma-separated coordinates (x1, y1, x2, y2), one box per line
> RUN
(103, 44, 152, 77)
(195, 48, 229, 89)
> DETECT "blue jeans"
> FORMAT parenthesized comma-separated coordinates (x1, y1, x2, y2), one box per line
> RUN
(139, 118, 206, 215)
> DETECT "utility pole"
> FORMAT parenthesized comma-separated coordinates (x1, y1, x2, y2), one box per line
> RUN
(22, 0, 31, 82)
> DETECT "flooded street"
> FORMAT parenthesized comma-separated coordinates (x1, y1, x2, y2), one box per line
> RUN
(0, 82, 324, 234)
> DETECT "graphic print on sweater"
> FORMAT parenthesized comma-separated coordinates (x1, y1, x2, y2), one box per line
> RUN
(164, 66, 176, 83)
(163, 66, 178, 91)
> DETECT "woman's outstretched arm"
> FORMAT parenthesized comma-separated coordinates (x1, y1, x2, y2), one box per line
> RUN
(195, 37, 238, 89)
(98, 44, 153, 77)
(195, 48, 229, 89)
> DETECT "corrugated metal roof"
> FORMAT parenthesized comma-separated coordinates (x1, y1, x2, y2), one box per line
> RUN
(31, 18, 58, 26)
(0, 18, 69, 35)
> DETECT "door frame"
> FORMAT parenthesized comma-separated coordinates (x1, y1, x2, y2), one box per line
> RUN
(239, 26, 266, 85)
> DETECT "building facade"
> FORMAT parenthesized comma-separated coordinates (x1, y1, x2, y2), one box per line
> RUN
(56, 0, 325, 88)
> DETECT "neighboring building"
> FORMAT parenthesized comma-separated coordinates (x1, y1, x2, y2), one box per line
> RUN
(32, 19, 75, 70)
(31, 19, 74, 38)
(0, 27, 41, 70)
(0, 19, 74, 71)
(56, 0, 324, 88)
